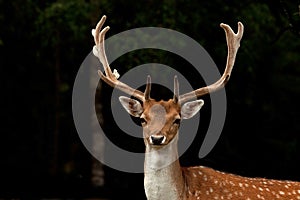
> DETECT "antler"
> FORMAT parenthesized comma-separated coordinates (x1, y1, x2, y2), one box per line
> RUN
(92, 15, 150, 102)
(92, 16, 243, 104)
(178, 22, 244, 104)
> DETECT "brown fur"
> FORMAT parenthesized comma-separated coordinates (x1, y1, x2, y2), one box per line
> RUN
(182, 166, 300, 200)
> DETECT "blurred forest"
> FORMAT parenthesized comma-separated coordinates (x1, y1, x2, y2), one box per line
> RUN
(1, 0, 300, 199)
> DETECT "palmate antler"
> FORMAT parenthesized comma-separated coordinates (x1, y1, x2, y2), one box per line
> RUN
(92, 15, 244, 104)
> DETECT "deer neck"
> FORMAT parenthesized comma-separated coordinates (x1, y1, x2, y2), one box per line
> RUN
(144, 134, 185, 200)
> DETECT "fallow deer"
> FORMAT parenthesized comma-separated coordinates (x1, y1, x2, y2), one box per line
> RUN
(92, 15, 300, 200)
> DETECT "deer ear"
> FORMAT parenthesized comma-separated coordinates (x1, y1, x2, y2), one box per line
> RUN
(119, 96, 143, 117)
(181, 99, 204, 119)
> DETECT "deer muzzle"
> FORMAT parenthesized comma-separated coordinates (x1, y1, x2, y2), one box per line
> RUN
(150, 135, 166, 145)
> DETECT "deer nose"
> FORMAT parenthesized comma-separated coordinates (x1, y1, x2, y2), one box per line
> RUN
(150, 135, 166, 145)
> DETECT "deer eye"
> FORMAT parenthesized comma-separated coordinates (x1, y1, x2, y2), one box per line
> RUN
(140, 117, 147, 126)
(173, 118, 181, 125)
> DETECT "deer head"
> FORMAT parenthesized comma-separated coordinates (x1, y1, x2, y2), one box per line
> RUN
(92, 15, 243, 148)
(118, 75, 204, 147)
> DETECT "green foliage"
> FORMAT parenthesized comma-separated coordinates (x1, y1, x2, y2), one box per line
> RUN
(36, 0, 90, 47)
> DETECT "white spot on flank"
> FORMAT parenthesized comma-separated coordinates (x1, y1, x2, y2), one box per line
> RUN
(193, 173, 197, 177)
(195, 191, 201, 196)
(279, 191, 285, 195)
(268, 181, 274, 185)
(223, 189, 229, 193)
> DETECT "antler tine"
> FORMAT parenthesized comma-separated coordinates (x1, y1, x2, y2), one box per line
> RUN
(144, 75, 152, 101)
(178, 22, 244, 104)
(173, 76, 179, 103)
(92, 15, 146, 102)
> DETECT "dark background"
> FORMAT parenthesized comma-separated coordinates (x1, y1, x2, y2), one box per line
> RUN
(1, 0, 300, 199)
